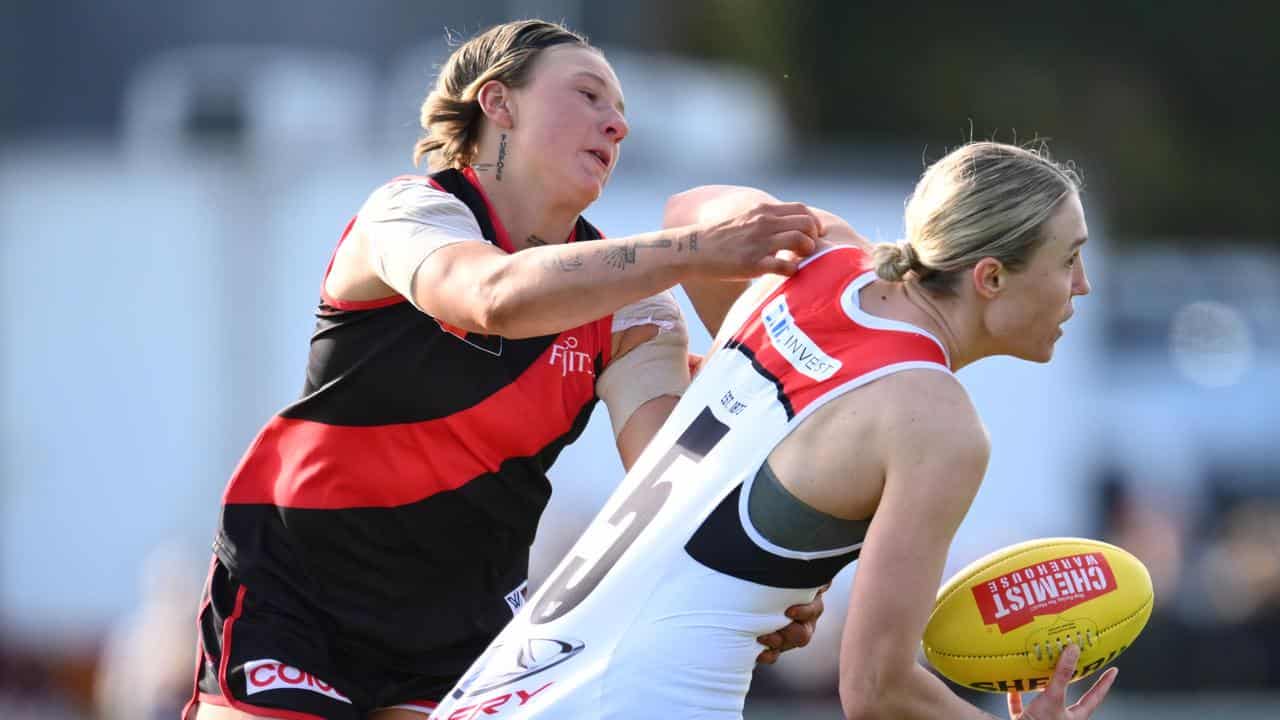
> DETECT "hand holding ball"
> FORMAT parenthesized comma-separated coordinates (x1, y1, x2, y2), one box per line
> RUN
(923, 537, 1153, 693)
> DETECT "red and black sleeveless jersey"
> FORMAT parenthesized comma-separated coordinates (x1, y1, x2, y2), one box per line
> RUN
(213, 167, 613, 680)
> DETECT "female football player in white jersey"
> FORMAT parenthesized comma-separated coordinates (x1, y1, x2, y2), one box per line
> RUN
(431, 141, 1115, 720)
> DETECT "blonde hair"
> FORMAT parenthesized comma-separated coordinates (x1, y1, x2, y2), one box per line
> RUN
(873, 141, 1082, 294)
(413, 20, 595, 169)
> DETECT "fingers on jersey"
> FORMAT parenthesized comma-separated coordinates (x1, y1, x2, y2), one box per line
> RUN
(766, 202, 824, 237)
(760, 208, 821, 255)
(755, 648, 781, 665)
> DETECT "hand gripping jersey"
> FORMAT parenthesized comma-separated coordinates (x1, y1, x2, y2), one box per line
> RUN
(432, 245, 953, 720)
(212, 168, 612, 686)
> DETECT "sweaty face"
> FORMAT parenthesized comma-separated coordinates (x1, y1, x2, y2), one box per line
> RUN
(985, 192, 1092, 363)
(507, 45, 629, 208)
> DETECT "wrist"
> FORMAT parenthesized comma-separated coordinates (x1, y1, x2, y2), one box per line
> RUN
(672, 222, 711, 279)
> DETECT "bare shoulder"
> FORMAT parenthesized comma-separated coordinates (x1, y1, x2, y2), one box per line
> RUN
(873, 369, 989, 463)
(808, 206, 873, 251)
(666, 184, 778, 208)
(663, 185, 780, 227)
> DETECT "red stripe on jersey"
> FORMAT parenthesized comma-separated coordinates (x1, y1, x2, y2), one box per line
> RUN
(732, 246, 948, 416)
(223, 320, 611, 509)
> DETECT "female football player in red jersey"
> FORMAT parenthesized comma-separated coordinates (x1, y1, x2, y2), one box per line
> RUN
(185, 19, 826, 720)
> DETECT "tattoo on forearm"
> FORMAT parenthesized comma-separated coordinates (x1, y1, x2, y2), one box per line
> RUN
(687, 232, 699, 252)
(598, 239, 674, 270)
(545, 252, 584, 272)
(496, 134, 508, 181)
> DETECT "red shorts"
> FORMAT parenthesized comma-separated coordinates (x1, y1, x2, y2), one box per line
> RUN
(182, 556, 446, 719)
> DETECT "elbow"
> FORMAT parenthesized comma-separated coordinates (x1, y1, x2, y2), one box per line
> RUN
(839, 688, 879, 720)
(840, 692, 898, 720)
(839, 667, 910, 720)
(474, 278, 517, 338)
(466, 261, 515, 338)
(473, 264, 542, 339)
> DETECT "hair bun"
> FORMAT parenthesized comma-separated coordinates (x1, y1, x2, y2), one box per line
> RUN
(873, 241, 919, 281)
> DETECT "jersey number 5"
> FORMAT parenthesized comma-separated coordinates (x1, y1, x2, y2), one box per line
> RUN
(531, 407, 730, 624)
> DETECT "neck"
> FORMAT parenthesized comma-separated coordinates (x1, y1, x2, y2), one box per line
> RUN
(898, 281, 985, 371)
(468, 142, 584, 251)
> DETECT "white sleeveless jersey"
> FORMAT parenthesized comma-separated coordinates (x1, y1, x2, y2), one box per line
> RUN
(432, 246, 952, 720)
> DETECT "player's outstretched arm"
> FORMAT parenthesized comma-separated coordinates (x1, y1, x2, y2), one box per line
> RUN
(401, 196, 819, 340)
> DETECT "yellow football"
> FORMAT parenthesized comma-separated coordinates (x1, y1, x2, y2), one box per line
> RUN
(923, 537, 1153, 693)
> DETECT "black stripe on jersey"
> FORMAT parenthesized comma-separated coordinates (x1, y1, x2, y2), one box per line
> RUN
(680, 406, 731, 458)
(282, 303, 561, 426)
(722, 339, 795, 420)
(219, 392, 600, 680)
(684, 482, 860, 589)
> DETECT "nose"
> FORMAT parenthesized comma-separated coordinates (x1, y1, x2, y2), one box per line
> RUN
(603, 108, 629, 144)
(1073, 257, 1092, 297)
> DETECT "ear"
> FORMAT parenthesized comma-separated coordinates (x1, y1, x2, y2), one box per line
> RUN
(970, 257, 1005, 300)
(476, 79, 514, 129)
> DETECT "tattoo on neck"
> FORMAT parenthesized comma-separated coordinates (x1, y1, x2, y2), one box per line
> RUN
(526, 235, 548, 246)
(496, 134, 508, 181)
(472, 163, 495, 172)
(598, 239, 674, 270)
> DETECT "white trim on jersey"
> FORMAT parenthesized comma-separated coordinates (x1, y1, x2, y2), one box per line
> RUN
(796, 244, 848, 269)
(840, 271, 952, 367)
(737, 359, 953, 561)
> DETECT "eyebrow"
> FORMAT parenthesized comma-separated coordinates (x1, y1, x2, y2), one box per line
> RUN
(573, 71, 626, 114)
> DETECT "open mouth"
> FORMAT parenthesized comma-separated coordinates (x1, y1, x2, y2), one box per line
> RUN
(586, 149, 609, 170)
